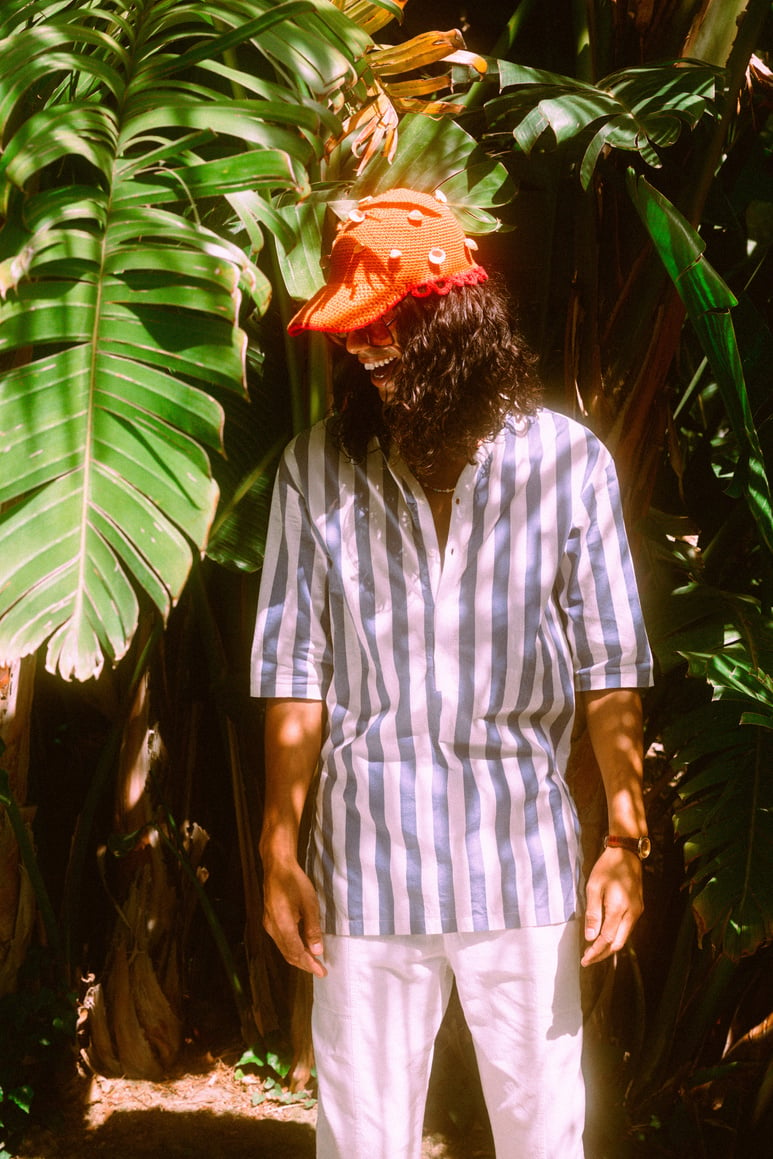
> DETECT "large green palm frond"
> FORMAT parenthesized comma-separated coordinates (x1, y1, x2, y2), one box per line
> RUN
(483, 59, 720, 189)
(627, 172, 773, 554)
(0, 0, 364, 681)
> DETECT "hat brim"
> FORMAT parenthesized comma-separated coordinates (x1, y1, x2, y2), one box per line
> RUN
(287, 277, 406, 336)
(287, 268, 488, 336)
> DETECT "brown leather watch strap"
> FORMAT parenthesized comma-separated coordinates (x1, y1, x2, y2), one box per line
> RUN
(603, 834, 651, 860)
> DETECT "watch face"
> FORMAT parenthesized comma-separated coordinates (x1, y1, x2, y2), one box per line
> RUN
(638, 836, 652, 859)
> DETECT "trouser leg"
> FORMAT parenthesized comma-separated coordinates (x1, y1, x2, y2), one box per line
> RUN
(312, 933, 453, 1159)
(448, 922, 585, 1159)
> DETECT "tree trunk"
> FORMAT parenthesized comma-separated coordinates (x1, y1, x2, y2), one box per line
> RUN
(0, 659, 37, 996)
(82, 668, 208, 1079)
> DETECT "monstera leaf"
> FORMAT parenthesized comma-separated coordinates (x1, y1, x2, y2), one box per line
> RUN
(0, 0, 364, 680)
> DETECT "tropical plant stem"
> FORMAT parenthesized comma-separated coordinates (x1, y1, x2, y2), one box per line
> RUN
(454, 0, 540, 112)
(0, 753, 61, 967)
(572, 0, 592, 82)
(268, 235, 307, 435)
(158, 809, 259, 1047)
(60, 620, 164, 982)
(630, 898, 699, 1101)
(492, 0, 541, 60)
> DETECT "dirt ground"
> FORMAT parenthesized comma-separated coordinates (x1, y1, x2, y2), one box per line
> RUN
(14, 1044, 495, 1159)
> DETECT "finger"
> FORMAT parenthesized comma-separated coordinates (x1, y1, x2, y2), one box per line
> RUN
(304, 930, 325, 960)
(581, 909, 634, 966)
(262, 865, 326, 973)
(299, 897, 325, 960)
(265, 913, 327, 977)
(584, 908, 602, 943)
(584, 878, 603, 942)
(581, 926, 614, 966)
(297, 947, 328, 978)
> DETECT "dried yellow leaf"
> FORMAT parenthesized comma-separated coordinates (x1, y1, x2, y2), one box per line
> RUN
(339, 0, 410, 36)
(386, 75, 454, 98)
(443, 49, 488, 76)
(393, 98, 466, 116)
(369, 30, 467, 76)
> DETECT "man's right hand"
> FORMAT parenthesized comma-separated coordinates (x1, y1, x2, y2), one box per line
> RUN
(262, 855, 327, 977)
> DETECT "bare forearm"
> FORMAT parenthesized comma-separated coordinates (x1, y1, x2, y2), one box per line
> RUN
(580, 687, 647, 966)
(259, 697, 324, 862)
(582, 687, 647, 838)
(259, 697, 327, 976)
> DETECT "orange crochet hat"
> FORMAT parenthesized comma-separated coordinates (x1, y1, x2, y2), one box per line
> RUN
(287, 188, 488, 336)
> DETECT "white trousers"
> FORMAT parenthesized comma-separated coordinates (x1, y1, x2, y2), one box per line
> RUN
(312, 922, 585, 1159)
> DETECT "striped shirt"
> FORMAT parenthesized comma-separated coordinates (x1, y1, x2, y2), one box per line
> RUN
(251, 409, 653, 936)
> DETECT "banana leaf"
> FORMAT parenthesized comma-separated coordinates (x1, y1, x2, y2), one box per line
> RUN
(0, 0, 361, 680)
(627, 171, 773, 556)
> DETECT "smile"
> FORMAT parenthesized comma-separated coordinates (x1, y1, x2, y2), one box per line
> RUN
(362, 355, 397, 371)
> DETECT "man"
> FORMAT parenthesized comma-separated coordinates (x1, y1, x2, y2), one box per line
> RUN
(251, 188, 653, 1158)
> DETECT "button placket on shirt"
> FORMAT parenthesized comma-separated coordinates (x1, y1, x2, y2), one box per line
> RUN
(387, 460, 479, 714)
(432, 475, 475, 721)
(437, 475, 473, 583)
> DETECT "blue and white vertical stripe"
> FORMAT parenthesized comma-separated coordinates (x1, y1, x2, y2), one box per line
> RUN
(251, 409, 653, 936)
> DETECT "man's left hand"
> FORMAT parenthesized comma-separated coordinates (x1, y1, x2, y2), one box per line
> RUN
(581, 845, 644, 966)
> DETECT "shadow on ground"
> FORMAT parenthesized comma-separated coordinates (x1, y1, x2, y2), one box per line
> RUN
(20, 1108, 317, 1159)
(18, 1107, 493, 1159)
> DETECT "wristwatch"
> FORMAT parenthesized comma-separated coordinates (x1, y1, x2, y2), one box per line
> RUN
(603, 834, 652, 860)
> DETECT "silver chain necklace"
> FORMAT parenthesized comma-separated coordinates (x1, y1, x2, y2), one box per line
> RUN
(421, 481, 456, 494)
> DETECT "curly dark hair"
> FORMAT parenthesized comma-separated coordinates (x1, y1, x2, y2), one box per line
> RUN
(330, 276, 541, 473)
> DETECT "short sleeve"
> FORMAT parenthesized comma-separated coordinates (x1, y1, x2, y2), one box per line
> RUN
(250, 442, 332, 700)
(557, 440, 653, 691)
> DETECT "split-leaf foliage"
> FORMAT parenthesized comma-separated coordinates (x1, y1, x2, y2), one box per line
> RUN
(2, 1, 773, 1152)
